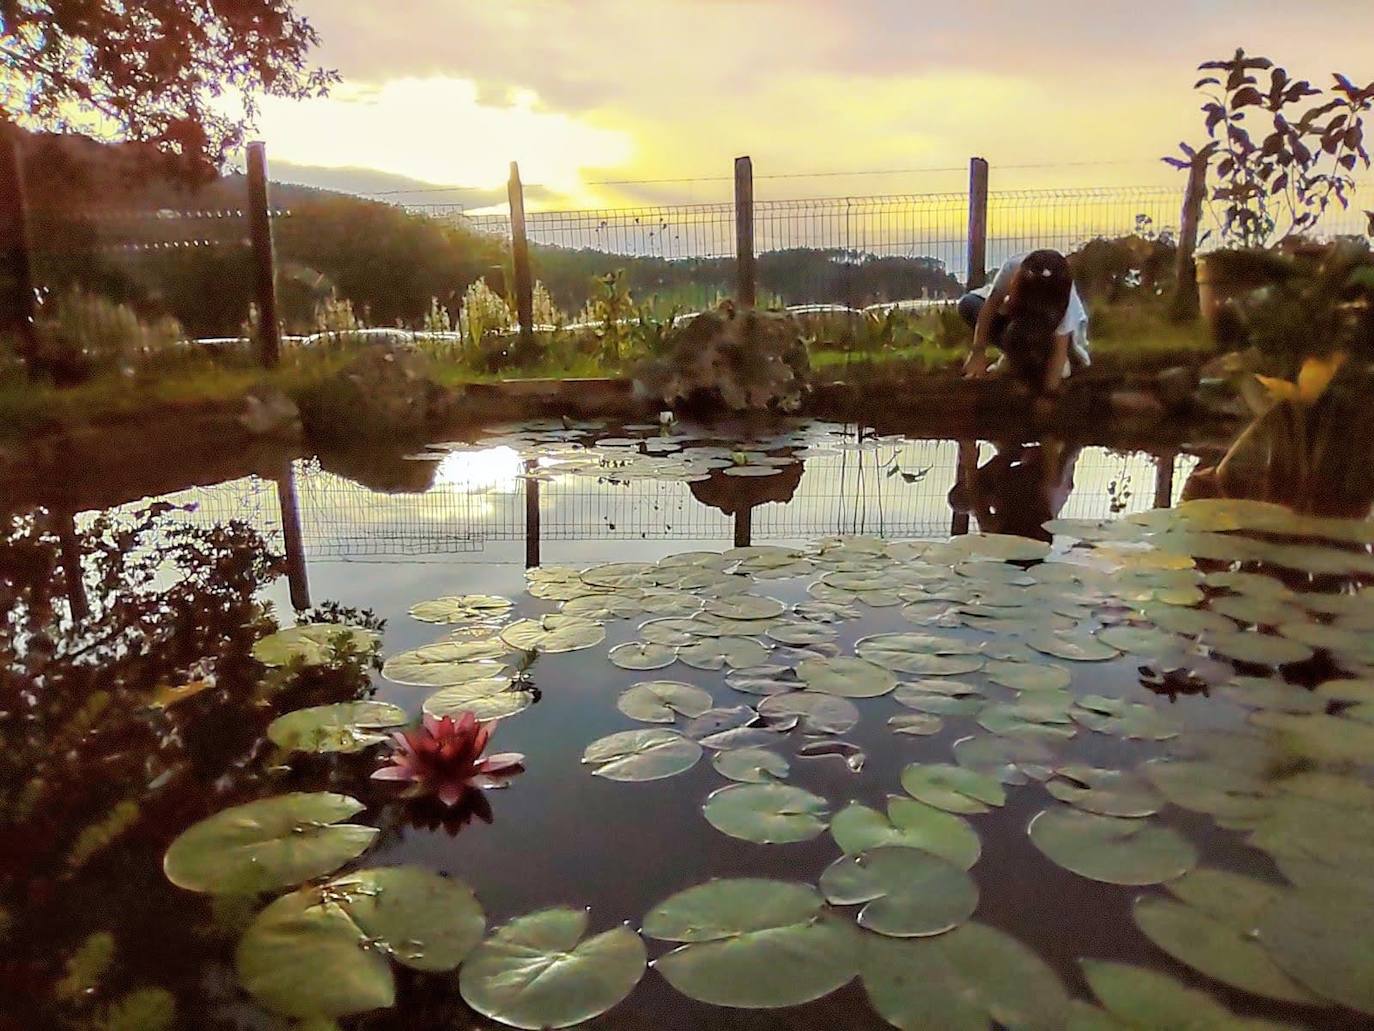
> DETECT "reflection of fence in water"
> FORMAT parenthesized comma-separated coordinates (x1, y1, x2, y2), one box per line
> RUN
(139, 447, 1199, 558)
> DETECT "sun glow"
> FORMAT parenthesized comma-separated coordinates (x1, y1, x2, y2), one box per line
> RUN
(257, 76, 633, 199)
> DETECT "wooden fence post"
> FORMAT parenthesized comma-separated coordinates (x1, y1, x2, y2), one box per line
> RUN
(1170, 156, 1208, 321)
(275, 458, 311, 611)
(524, 459, 541, 569)
(1153, 450, 1178, 510)
(246, 142, 281, 368)
(508, 161, 535, 358)
(0, 126, 39, 365)
(966, 157, 990, 290)
(735, 156, 756, 307)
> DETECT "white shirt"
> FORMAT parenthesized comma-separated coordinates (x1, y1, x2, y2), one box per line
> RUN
(972, 253, 1091, 376)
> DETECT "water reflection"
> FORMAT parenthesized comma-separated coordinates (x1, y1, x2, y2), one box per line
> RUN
(949, 439, 1083, 542)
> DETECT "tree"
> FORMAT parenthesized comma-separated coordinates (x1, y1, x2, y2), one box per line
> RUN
(0, 0, 335, 176)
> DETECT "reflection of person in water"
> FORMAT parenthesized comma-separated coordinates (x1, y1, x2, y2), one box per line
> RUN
(948, 439, 1083, 542)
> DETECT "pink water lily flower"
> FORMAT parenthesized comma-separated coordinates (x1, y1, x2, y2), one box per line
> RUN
(373, 711, 525, 806)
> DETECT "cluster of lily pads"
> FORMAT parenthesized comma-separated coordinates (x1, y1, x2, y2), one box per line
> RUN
(411, 417, 896, 483)
(168, 493, 1374, 1027)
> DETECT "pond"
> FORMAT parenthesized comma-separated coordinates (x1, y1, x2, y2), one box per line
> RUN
(5, 417, 1374, 1030)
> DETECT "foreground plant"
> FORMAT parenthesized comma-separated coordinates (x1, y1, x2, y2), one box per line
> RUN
(373, 713, 524, 806)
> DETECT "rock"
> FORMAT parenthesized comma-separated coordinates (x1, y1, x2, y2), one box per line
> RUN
(1155, 366, 1198, 412)
(338, 342, 438, 427)
(1108, 389, 1166, 422)
(238, 389, 300, 437)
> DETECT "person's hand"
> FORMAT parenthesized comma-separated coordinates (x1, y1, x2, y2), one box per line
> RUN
(962, 352, 990, 379)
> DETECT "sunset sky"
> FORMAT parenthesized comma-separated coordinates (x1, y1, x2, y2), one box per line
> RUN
(258, 1, 1374, 212)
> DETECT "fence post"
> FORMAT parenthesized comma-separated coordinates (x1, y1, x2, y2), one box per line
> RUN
(735, 156, 755, 307)
(1170, 156, 1208, 321)
(508, 161, 535, 358)
(524, 459, 541, 568)
(1153, 451, 1178, 509)
(0, 126, 39, 366)
(275, 458, 312, 611)
(966, 157, 989, 290)
(246, 142, 281, 368)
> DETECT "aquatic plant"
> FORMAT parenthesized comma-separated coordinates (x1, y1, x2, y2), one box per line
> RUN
(373, 712, 524, 805)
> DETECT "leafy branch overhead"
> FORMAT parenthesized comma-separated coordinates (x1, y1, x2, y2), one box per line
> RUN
(0, 0, 337, 175)
(1165, 48, 1374, 246)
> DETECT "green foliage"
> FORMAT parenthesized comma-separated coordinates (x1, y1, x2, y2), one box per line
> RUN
(55, 931, 117, 1001)
(29, 290, 184, 385)
(68, 800, 142, 872)
(458, 278, 514, 355)
(1, 2, 335, 174)
(1068, 233, 1178, 303)
(1167, 49, 1374, 246)
(102, 988, 176, 1031)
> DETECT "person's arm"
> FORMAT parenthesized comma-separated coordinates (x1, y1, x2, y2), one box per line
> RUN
(1042, 332, 1072, 395)
(964, 280, 1009, 378)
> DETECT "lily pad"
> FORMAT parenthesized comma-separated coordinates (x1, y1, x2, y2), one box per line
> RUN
(861, 923, 1068, 1031)
(381, 639, 510, 686)
(236, 866, 485, 1019)
(1046, 766, 1161, 818)
(616, 681, 714, 723)
(830, 797, 980, 869)
(796, 656, 897, 698)
(1258, 890, 1374, 1014)
(705, 594, 787, 620)
(1027, 630, 1119, 662)
(644, 880, 858, 1009)
(424, 678, 534, 721)
(608, 642, 679, 670)
(1096, 625, 1182, 657)
(581, 729, 702, 781)
(408, 595, 512, 624)
(984, 660, 1072, 693)
(1073, 696, 1180, 741)
(678, 636, 769, 671)
(267, 702, 407, 754)
(1080, 959, 1293, 1030)
(581, 562, 659, 589)
(253, 625, 379, 668)
(712, 747, 790, 783)
(1133, 897, 1316, 1003)
(766, 621, 838, 646)
(501, 615, 605, 653)
(821, 847, 978, 937)
(901, 763, 1005, 814)
(889, 713, 944, 736)
(702, 783, 829, 843)
(757, 691, 859, 734)
(1028, 808, 1196, 885)
(459, 908, 645, 1029)
(164, 793, 377, 895)
(1205, 629, 1313, 666)
(953, 734, 1056, 786)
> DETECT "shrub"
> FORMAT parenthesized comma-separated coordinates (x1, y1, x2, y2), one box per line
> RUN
(29, 290, 183, 384)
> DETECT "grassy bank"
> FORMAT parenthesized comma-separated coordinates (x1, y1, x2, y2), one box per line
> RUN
(0, 300, 1215, 443)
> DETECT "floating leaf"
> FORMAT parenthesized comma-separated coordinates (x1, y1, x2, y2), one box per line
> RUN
(713, 747, 790, 783)
(1046, 766, 1161, 818)
(645, 880, 858, 1009)
(581, 562, 658, 589)
(459, 908, 645, 1029)
(683, 706, 755, 740)
(1140, 602, 1236, 637)
(1080, 959, 1297, 1030)
(236, 867, 485, 1019)
(705, 594, 787, 620)
(1028, 808, 1195, 885)
(616, 681, 714, 723)
(381, 639, 510, 686)
(1027, 630, 1119, 662)
(1258, 890, 1374, 1014)
(1206, 628, 1314, 666)
(1133, 897, 1316, 1003)
(678, 636, 769, 670)
(1218, 676, 1325, 713)
(408, 595, 512, 624)
(766, 621, 838, 646)
(608, 642, 679, 670)
(164, 793, 377, 895)
(796, 656, 897, 698)
(1096, 625, 1181, 657)
(953, 734, 1056, 786)
(424, 678, 534, 721)
(830, 797, 980, 869)
(1073, 697, 1179, 741)
(983, 660, 1071, 692)
(862, 923, 1068, 1031)
(267, 702, 407, 754)
(856, 633, 983, 677)
(889, 713, 944, 736)
(821, 847, 977, 937)
(757, 691, 859, 734)
(501, 615, 605, 653)
(581, 729, 701, 782)
(1165, 868, 1285, 931)
(253, 625, 378, 668)
(702, 783, 829, 843)
(1211, 594, 1307, 627)
(896, 692, 983, 716)
(901, 763, 1005, 814)
(1249, 710, 1374, 763)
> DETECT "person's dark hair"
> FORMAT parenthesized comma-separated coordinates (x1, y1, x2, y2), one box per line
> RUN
(999, 314, 1058, 384)
(1007, 249, 1073, 323)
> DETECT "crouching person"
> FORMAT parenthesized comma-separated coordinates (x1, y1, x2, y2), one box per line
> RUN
(958, 249, 1090, 398)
